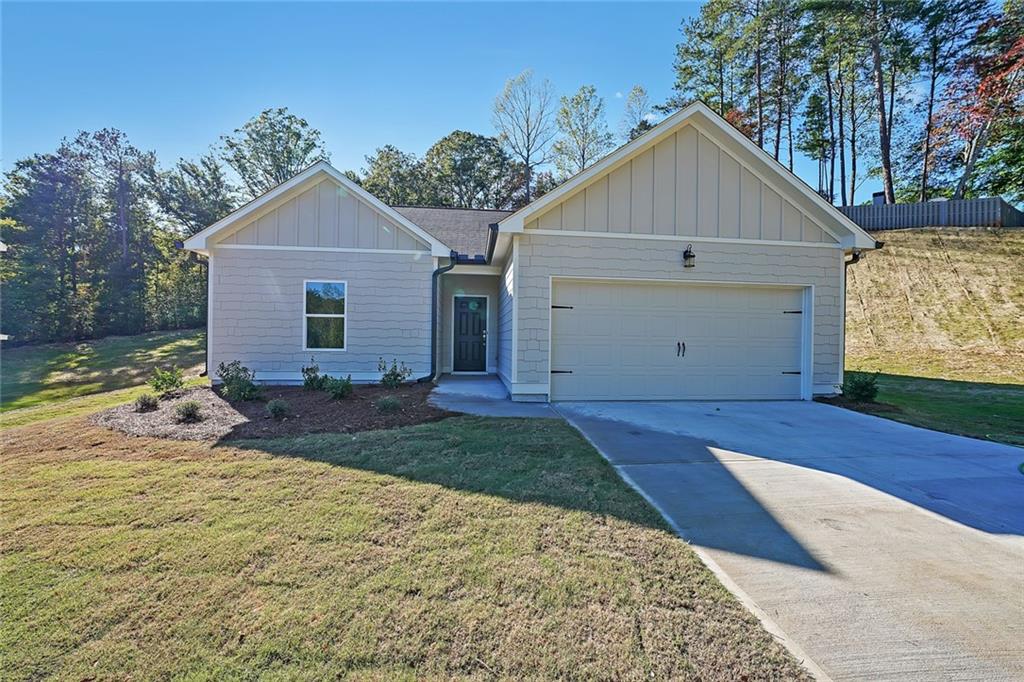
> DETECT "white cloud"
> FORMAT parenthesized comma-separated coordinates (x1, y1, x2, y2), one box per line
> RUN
(615, 91, 623, 99)
(643, 113, 659, 123)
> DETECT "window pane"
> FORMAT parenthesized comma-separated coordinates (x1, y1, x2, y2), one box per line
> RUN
(306, 316, 345, 349)
(306, 281, 346, 315)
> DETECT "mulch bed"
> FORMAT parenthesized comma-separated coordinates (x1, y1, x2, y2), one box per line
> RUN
(90, 383, 455, 442)
(815, 396, 903, 414)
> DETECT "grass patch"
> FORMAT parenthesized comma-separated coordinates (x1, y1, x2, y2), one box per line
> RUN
(1, 328, 205, 412)
(0, 416, 807, 680)
(833, 371, 1024, 446)
(0, 377, 207, 430)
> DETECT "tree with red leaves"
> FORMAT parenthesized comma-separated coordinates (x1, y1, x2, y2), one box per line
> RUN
(939, 3, 1024, 199)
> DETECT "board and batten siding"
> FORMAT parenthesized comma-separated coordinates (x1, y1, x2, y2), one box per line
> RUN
(512, 232, 843, 395)
(439, 274, 500, 373)
(215, 179, 429, 251)
(526, 124, 837, 244)
(209, 248, 434, 382)
(497, 255, 514, 383)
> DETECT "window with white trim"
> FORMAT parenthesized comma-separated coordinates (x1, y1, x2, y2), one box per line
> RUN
(304, 280, 346, 350)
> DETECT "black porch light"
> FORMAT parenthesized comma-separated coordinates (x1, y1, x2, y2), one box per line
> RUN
(682, 244, 696, 268)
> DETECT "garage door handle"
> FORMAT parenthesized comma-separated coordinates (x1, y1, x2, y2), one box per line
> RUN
(677, 341, 685, 357)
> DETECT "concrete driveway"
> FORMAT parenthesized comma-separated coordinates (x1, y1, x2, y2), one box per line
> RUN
(556, 401, 1024, 681)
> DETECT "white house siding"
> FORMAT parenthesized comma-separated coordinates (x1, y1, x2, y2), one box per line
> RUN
(439, 273, 500, 374)
(209, 247, 434, 382)
(497, 256, 514, 383)
(216, 179, 429, 251)
(526, 123, 837, 245)
(513, 232, 843, 397)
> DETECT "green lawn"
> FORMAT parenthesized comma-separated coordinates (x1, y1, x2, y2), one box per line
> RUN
(1, 329, 205, 412)
(0, 415, 806, 680)
(838, 370, 1024, 446)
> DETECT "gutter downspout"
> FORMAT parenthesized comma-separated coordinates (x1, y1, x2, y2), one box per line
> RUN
(485, 223, 499, 264)
(417, 250, 458, 383)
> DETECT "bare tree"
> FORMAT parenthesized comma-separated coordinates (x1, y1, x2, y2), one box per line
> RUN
(553, 85, 615, 177)
(620, 85, 655, 140)
(492, 70, 557, 203)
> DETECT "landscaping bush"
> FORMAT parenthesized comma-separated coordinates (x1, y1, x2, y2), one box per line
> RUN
(375, 396, 401, 414)
(843, 372, 880, 402)
(134, 393, 159, 413)
(301, 357, 328, 391)
(378, 358, 413, 388)
(266, 399, 290, 420)
(216, 361, 263, 401)
(324, 375, 354, 400)
(174, 400, 203, 423)
(148, 366, 184, 397)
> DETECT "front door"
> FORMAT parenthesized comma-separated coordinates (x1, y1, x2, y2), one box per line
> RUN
(453, 296, 487, 372)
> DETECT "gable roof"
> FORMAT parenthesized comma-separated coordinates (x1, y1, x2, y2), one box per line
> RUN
(392, 206, 512, 257)
(182, 161, 454, 257)
(499, 101, 878, 250)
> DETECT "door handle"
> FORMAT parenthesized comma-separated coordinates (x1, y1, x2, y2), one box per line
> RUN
(677, 341, 681, 357)
(679, 341, 686, 357)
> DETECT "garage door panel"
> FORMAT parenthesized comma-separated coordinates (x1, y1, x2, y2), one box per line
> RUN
(550, 280, 804, 400)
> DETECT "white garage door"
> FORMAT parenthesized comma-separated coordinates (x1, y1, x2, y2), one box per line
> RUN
(550, 280, 805, 401)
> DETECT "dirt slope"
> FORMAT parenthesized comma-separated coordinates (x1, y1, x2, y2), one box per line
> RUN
(845, 229, 1024, 383)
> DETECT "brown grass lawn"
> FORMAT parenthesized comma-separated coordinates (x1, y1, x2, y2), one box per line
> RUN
(0, 415, 807, 680)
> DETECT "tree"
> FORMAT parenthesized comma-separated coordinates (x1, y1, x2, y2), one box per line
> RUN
(620, 85, 655, 140)
(422, 131, 521, 209)
(914, 0, 991, 200)
(221, 107, 329, 199)
(492, 70, 558, 203)
(83, 129, 159, 337)
(942, 4, 1023, 199)
(663, 0, 744, 116)
(149, 153, 240, 235)
(359, 145, 426, 206)
(1, 143, 97, 341)
(552, 85, 615, 177)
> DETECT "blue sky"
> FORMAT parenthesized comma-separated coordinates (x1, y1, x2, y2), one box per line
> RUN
(2, 1, 873, 198)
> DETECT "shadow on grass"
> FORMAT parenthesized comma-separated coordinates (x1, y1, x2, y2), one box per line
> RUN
(223, 415, 671, 532)
(223, 411, 832, 573)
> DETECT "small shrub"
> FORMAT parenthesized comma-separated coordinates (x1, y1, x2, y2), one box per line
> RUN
(378, 358, 413, 389)
(324, 374, 354, 400)
(174, 400, 203, 423)
(266, 399, 290, 420)
(301, 357, 328, 391)
(375, 396, 401, 414)
(148, 366, 184, 397)
(843, 372, 879, 402)
(134, 393, 158, 413)
(217, 360, 263, 401)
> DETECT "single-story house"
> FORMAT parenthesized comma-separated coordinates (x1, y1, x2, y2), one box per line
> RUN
(184, 101, 879, 402)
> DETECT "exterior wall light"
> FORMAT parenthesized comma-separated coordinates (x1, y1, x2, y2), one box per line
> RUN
(682, 244, 696, 268)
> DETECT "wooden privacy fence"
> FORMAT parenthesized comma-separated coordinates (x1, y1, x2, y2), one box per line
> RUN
(838, 197, 1024, 230)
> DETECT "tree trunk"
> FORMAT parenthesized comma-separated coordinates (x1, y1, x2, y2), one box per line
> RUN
(755, 47, 764, 147)
(786, 95, 794, 171)
(870, 32, 896, 203)
(953, 119, 992, 200)
(824, 57, 836, 203)
(850, 67, 858, 205)
(837, 57, 848, 206)
(920, 41, 938, 202)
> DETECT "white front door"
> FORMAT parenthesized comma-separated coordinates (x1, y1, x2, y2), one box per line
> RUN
(549, 280, 805, 400)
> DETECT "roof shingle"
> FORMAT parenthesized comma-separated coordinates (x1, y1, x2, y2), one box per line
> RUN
(392, 206, 512, 257)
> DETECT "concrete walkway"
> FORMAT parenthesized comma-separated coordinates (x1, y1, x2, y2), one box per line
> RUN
(557, 401, 1024, 681)
(429, 375, 558, 418)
